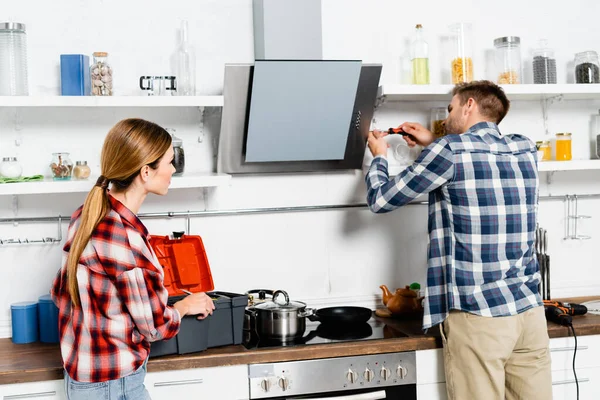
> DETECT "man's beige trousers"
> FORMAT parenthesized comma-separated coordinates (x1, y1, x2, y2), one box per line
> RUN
(440, 306, 552, 400)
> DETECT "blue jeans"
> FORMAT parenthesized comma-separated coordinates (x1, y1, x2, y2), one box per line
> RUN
(64, 360, 151, 400)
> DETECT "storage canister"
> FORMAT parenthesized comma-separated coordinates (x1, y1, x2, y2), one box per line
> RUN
(494, 36, 522, 84)
(555, 133, 572, 161)
(0, 22, 29, 95)
(11, 301, 38, 344)
(430, 107, 448, 137)
(38, 294, 59, 343)
(574, 51, 600, 84)
(90, 52, 113, 96)
(449, 23, 473, 84)
(532, 40, 557, 84)
(535, 141, 551, 161)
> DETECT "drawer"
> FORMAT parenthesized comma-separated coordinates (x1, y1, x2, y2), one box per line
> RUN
(0, 380, 65, 400)
(417, 383, 447, 400)
(552, 367, 599, 400)
(416, 349, 445, 384)
(550, 335, 600, 371)
(145, 365, 248, 400)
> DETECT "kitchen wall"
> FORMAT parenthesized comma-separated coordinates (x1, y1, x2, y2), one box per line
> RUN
(0, 0, 599, 337)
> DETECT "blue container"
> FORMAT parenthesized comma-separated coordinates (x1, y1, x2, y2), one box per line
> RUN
(11, 301, 39, 344)
(60, 54, 90, 96)
(38, 294, 59, 343)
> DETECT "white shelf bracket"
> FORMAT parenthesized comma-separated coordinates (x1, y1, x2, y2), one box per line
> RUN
(11, 195, 18, 222)
(546, 171, 555, 185)
(197, 106, 205, 143)
(540, 94, 563, 137)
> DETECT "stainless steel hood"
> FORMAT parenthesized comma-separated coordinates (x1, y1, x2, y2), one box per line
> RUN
(217, 61, 382, 174)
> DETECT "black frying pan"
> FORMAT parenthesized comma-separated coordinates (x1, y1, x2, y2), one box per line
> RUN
(308, 306, 372, 325)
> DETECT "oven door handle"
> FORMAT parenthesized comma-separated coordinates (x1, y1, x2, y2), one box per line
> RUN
(287, 390, 387, 400)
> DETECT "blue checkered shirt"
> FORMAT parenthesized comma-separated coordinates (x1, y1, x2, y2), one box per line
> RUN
(366, 121, 542, 329)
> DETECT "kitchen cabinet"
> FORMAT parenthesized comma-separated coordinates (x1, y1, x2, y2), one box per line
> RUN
(0, 379, 65, 400)
(144, 365, 249, 400)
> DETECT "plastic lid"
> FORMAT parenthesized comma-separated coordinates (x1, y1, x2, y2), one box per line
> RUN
(0, 22, 26, 31)
(494, 36, 520, 46)
(93, 52, 108, 57)
(556, 132, 572, 136)
(38, 294, 53, 303)
(533, 39, 554, 57)
(11, 301, 37, 309)
(415, 24, 423, 29)
(171, 134, 183, 146)
(76, 161, 87, 166)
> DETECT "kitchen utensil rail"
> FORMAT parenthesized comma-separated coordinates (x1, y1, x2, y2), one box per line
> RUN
(0, 192, 599, 244)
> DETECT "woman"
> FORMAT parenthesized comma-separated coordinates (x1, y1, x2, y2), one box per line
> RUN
(51, 118, 215, 399)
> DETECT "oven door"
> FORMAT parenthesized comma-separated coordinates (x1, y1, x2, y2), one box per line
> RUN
(264, 384, 417, 399)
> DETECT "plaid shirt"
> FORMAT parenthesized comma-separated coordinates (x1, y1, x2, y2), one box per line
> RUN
(366, 122, 542, 330)
(51, 195, 180, 382)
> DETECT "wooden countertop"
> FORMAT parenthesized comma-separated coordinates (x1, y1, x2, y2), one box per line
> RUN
(2, 297, 599, 385)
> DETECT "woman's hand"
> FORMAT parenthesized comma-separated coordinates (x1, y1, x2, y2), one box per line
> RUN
(174, 292, 216, 320)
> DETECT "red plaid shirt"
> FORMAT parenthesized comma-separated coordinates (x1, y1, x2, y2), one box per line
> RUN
(51, 194, 181, 382)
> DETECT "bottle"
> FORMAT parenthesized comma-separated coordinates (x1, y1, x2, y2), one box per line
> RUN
(73, 161, 91, 180)
(0, 22, 28, 95)
(494, 36, 522, 84)
(411, 24, 430, 85)
(174, 20, 196, 95)
(449, 23, 473, 84)
(532, 40, 557, 84)
(90, 52, 113, 96)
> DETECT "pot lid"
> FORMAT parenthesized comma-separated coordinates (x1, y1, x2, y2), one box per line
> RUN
(253, 290, 306, 311)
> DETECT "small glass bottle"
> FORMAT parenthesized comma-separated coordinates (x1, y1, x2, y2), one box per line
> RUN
(535, 141, 551, 161)
(73, 161, 91, 180)
(0, 22, 28, 95)
(0, 157, 22, 178)
(449, 23, 473, 84)
(574, 51, 600, 84)
(532, 40, 557, 84)
(174, 20, 196, 95)
(50, 152, 73, 180)
(430, 107, 448, 137)
(410, 24, 430, 85)
(494, 36, 522, 84)
(90, 52, 113, 96)
(555, 133, 572, 161)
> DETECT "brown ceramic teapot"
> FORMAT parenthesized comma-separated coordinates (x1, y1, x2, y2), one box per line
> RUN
(380, 285, 424, 315)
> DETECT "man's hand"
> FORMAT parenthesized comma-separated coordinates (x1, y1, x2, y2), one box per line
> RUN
(367, 129, 389, 157)
(398, 122, 436, 147)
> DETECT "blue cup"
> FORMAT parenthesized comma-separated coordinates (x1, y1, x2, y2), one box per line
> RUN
(38, 294, 59, 343)
(11, 301, 39, 344)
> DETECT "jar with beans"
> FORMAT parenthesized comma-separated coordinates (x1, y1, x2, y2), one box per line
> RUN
(532, 40, 557, 84)
(574, 51, 600, 84)
(90, 52, 113, 95)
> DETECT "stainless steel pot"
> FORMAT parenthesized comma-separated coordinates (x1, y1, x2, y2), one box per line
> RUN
(247, 290, 313, 341)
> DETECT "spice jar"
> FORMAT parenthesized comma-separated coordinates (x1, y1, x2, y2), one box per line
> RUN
(494, 36, 522, 84)
(430, 107, 448, 137)
(449, 23, 473, 84)
(90, 52, 113, 95)
(171, 134, 185, 175)
(532, 40, 557, 84)
(0, 157, 22, 178)
(574, 51, 600, 84)
(535, 141, 551, 161)
(50, 152, 73, 180)
(555, 133, 572, 161)
(73, 161, 91, 180)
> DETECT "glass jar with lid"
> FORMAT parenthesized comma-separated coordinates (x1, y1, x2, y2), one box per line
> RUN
(535, 141, 551, 161)
(494, 36, 522, 84)
(449, 23, 473, 84)
(73, 161, 91, 180)
(574, 51, 600, 84)
(555, 133, 572, 161)
(430, 107, 448, 137)
(0, 22, 29, 95)
(532, 40, 557, 84)
(171, 134, 185, 175)
(0, 157, 22, 178)
(90, 52, 113, 95)
(50, 152, 73, 180)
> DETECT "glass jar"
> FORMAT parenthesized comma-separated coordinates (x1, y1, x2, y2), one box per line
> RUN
(73, 161, 91, 180)
(449, 23, 473, 84)
(535, 141, 551, 161)
(494, 36, 522, 84)
(0, 157, 22, 178)
(574, 51, 600, 84)
(50, 152, 73, 180)
(430, 107, 448, 137)
(0, 22, 28, 95)
(171, 134, 185, 175)
(555, 133, 572, 161)
(410, 24, 430, 85)
(532, 40, 557, 84)
(90, 52, 113, 95)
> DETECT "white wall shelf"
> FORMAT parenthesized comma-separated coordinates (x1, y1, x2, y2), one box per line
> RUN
(0, 173, 231, 196)
(0, 96, 224, 107)
(380, 84, 600, 102)
(538, 160, 600, 172)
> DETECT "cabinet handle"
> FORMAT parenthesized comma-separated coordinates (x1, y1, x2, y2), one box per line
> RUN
(552, 378, 590, 386)
(550, 345, 589, 352)
(153, 378, 203, 387)
(4, 391, 57, 399)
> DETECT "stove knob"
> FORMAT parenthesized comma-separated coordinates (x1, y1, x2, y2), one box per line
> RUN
(380, 366, 391, 381)
(260, 378, 271, 392)
(346, 369, 358, 384)
(397, 365, 408, 379)
(363, 368, 375, 382)
(278, 377, 290, 391)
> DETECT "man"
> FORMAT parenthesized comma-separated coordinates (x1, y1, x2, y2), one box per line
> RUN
(366, 80, 551, 400)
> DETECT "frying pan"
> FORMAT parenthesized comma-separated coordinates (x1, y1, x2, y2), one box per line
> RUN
(307, 306, 372, 325)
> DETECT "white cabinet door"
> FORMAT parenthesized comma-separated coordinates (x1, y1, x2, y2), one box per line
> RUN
(145, 365, 248, 400)
(550, 334, 600, 371)
(416, 349, 445, 385)
(0, 380, 65, 400)
(417, 383, 447, 400)
(552, 367, 600, 400)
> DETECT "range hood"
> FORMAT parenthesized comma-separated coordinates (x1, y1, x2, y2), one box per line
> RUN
(217, 60, 382, 174)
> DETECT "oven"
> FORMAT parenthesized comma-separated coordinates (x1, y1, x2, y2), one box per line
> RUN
(248, 352, 417, 400)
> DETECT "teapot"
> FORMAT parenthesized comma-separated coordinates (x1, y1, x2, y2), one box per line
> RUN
(380, 285, 424, 315)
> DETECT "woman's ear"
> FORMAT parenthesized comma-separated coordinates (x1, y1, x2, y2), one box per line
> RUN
(139, 165, 151, 183)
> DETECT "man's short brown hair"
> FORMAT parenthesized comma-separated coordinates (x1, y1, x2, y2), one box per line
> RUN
(451, 80, 510, 124)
